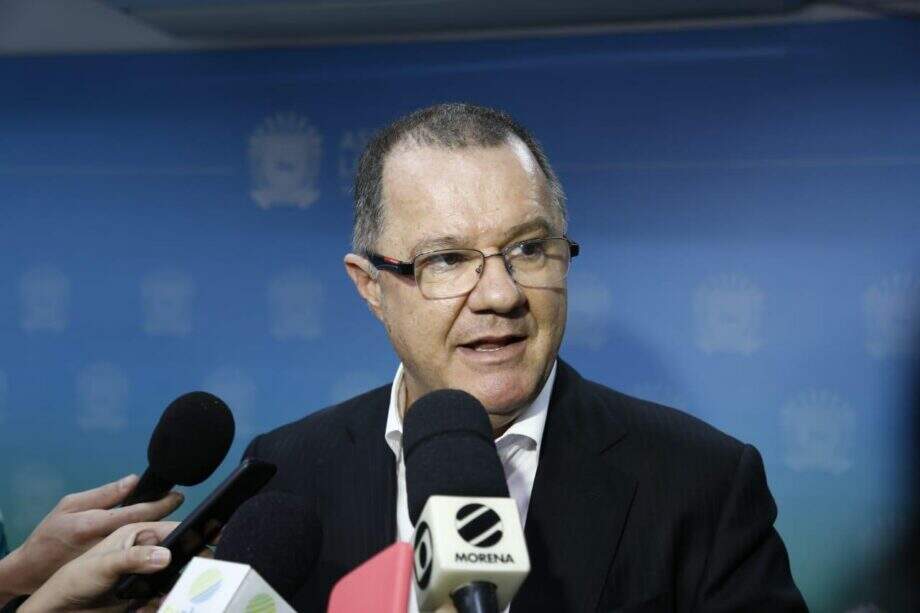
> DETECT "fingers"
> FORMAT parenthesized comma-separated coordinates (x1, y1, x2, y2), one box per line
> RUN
(97, 545, 171, 583)
(56, 474, 139, 513)
(112, 522, 180, 551)
(81, 521, 179, 560)
(134, 530, 161, 547)
(16, 535, 173, 613)
(126, 491, 185, 522)
(90, 492, 184, 536)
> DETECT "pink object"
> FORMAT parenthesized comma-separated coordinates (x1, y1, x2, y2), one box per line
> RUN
(327, 542, 413, 613)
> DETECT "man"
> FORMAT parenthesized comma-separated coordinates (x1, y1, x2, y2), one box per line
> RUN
(245, 103, 806, 611)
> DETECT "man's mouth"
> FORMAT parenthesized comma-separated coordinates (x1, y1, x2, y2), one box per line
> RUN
(460, 335, 527, 352)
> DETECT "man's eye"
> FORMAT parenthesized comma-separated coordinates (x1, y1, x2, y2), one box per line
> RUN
(513, 241, 546, 258)
(424, 252, 468, 271)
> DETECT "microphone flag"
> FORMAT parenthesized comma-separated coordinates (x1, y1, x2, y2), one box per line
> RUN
(327, 542, 413, 613)
(157, 557, 295, 613)
(412, 496, 529, 612)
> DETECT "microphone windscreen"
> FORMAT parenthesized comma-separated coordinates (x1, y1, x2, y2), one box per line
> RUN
(215, 490, 320, 601)
(147, 391, 235, 486)
(403, 389, 509, 524)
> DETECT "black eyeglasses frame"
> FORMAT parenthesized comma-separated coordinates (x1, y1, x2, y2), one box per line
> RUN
(366, 236, 580, 278)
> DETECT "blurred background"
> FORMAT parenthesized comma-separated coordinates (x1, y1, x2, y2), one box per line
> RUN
(1, 0, 918, 610)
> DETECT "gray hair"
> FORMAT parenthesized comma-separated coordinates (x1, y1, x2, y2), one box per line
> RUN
(351, 102, 567, 255)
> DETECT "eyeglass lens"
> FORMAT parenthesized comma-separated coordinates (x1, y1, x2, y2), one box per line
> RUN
(414, 238, 572, 299)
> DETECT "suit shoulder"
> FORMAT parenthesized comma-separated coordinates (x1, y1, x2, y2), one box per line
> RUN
(246, 384, 391, 460)
(583, 376, 746, 463)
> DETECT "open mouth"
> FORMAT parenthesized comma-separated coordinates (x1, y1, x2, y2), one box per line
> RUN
(461, 335, 527, 352)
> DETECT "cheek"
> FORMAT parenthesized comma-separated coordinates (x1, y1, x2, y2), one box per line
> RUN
(381, 288, 461, 362)
(527, 290, 567, 343)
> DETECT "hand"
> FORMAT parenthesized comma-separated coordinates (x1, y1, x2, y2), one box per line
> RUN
(0, 475, 183, 598)
(18, 521, 179, 613)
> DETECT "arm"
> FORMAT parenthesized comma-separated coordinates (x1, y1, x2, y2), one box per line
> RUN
(694, 445, 808, 612)
(0, 475, 183, 606)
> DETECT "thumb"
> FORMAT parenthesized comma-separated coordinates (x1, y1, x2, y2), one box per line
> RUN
(97, 545, 171, 583)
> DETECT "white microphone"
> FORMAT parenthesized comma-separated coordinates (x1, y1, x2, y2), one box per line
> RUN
(157, 557, 295, 613)
(412, 496, 529, 612)
(403, 389, 531, 613)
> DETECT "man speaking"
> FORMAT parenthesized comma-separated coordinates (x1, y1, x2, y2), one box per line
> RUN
(245, 103, 806, 611)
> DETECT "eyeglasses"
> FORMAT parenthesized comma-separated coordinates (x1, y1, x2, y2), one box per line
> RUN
(367, 237, 579, 299)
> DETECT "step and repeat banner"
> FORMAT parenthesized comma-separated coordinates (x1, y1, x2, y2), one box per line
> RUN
(1, 18, 918, 610)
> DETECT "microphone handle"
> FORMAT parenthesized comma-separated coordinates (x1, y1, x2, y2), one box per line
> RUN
(121, 468, 173, 507)
(450, 581, 500, 613)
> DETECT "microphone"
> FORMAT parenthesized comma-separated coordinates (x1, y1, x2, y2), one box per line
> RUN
(215, 490, 321, 603)
(404, 389, 530, 613)
(327, 542, 413, 613)
(122, 391, 235, 507)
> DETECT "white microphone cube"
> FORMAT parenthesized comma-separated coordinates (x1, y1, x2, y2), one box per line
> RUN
(413, 496, 530, 612)
(157, 557, 295, 613)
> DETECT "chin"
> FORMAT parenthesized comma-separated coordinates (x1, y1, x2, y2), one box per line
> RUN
(460, 371, 538, 416)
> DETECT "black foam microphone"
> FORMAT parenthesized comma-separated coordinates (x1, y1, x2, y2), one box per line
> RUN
(122, 391, 235, 507)
(403, 389, 509, 524)
(215, 490, 321, 602)
(403, 389, 530, 613)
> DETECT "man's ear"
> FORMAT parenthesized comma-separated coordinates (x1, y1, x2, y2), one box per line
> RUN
(344, 253, 385, 322)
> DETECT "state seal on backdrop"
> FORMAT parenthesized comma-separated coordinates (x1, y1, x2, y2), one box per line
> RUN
(693, 273, 764, 356)
(780, 389, 855, 476)
(249, 113, 322, 209)
(862, 272, 920, 359)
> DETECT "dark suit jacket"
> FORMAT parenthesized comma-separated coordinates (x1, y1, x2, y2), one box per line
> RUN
(244, 360, 806, 612)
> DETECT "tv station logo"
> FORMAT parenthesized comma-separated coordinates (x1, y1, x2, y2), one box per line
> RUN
(413, 521, 433, 589)
(455, 503, 503, 547)
(454, 503, 514, 565)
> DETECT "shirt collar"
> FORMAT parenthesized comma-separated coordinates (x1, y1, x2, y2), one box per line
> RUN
(384, 361, 557, 459)
(383, 364, 407, 458)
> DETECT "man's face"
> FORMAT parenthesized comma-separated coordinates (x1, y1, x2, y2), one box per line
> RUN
(353, 139, 567, 425)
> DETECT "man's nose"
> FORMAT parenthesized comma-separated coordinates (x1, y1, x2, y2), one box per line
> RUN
(466, 253, 526, 313)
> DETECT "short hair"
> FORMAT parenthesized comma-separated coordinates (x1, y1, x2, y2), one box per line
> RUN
(352, 102, 567, 255)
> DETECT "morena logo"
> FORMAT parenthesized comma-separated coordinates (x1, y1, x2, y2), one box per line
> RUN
(454, 503, 503, 548)
(413, 521, 433, 589)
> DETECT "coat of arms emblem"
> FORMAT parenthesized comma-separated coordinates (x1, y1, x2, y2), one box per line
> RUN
(249, 112, 322, 209)
(693, 273, 764, 355)
(76, 362, 129, 431)
(20, 266, 70, 332)
(780, 389, 855, 475)
(862, 273, 919, 359)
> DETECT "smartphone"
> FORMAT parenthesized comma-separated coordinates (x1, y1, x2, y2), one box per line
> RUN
(114, 457, 277, 601)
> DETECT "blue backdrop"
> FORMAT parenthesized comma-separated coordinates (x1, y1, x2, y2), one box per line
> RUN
(1, 18, 918, 611)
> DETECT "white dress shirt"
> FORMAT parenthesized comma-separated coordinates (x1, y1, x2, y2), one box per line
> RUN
(384, 361, 557, 613)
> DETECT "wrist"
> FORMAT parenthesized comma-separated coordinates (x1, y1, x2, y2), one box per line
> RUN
(0, 548, 34, 599)
(0, 549, 21, 602)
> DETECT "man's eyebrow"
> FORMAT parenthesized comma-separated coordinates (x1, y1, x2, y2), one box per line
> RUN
(410, 235, 463, 258)
(501, 218, 554, 242)
(408, 218, 556, 258)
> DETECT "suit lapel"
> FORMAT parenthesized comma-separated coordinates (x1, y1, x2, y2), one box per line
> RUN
(339, 388, 397, 561)
(513, 361, 637, 612)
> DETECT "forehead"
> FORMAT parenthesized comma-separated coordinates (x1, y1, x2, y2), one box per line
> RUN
(379, 139, 555, 255)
